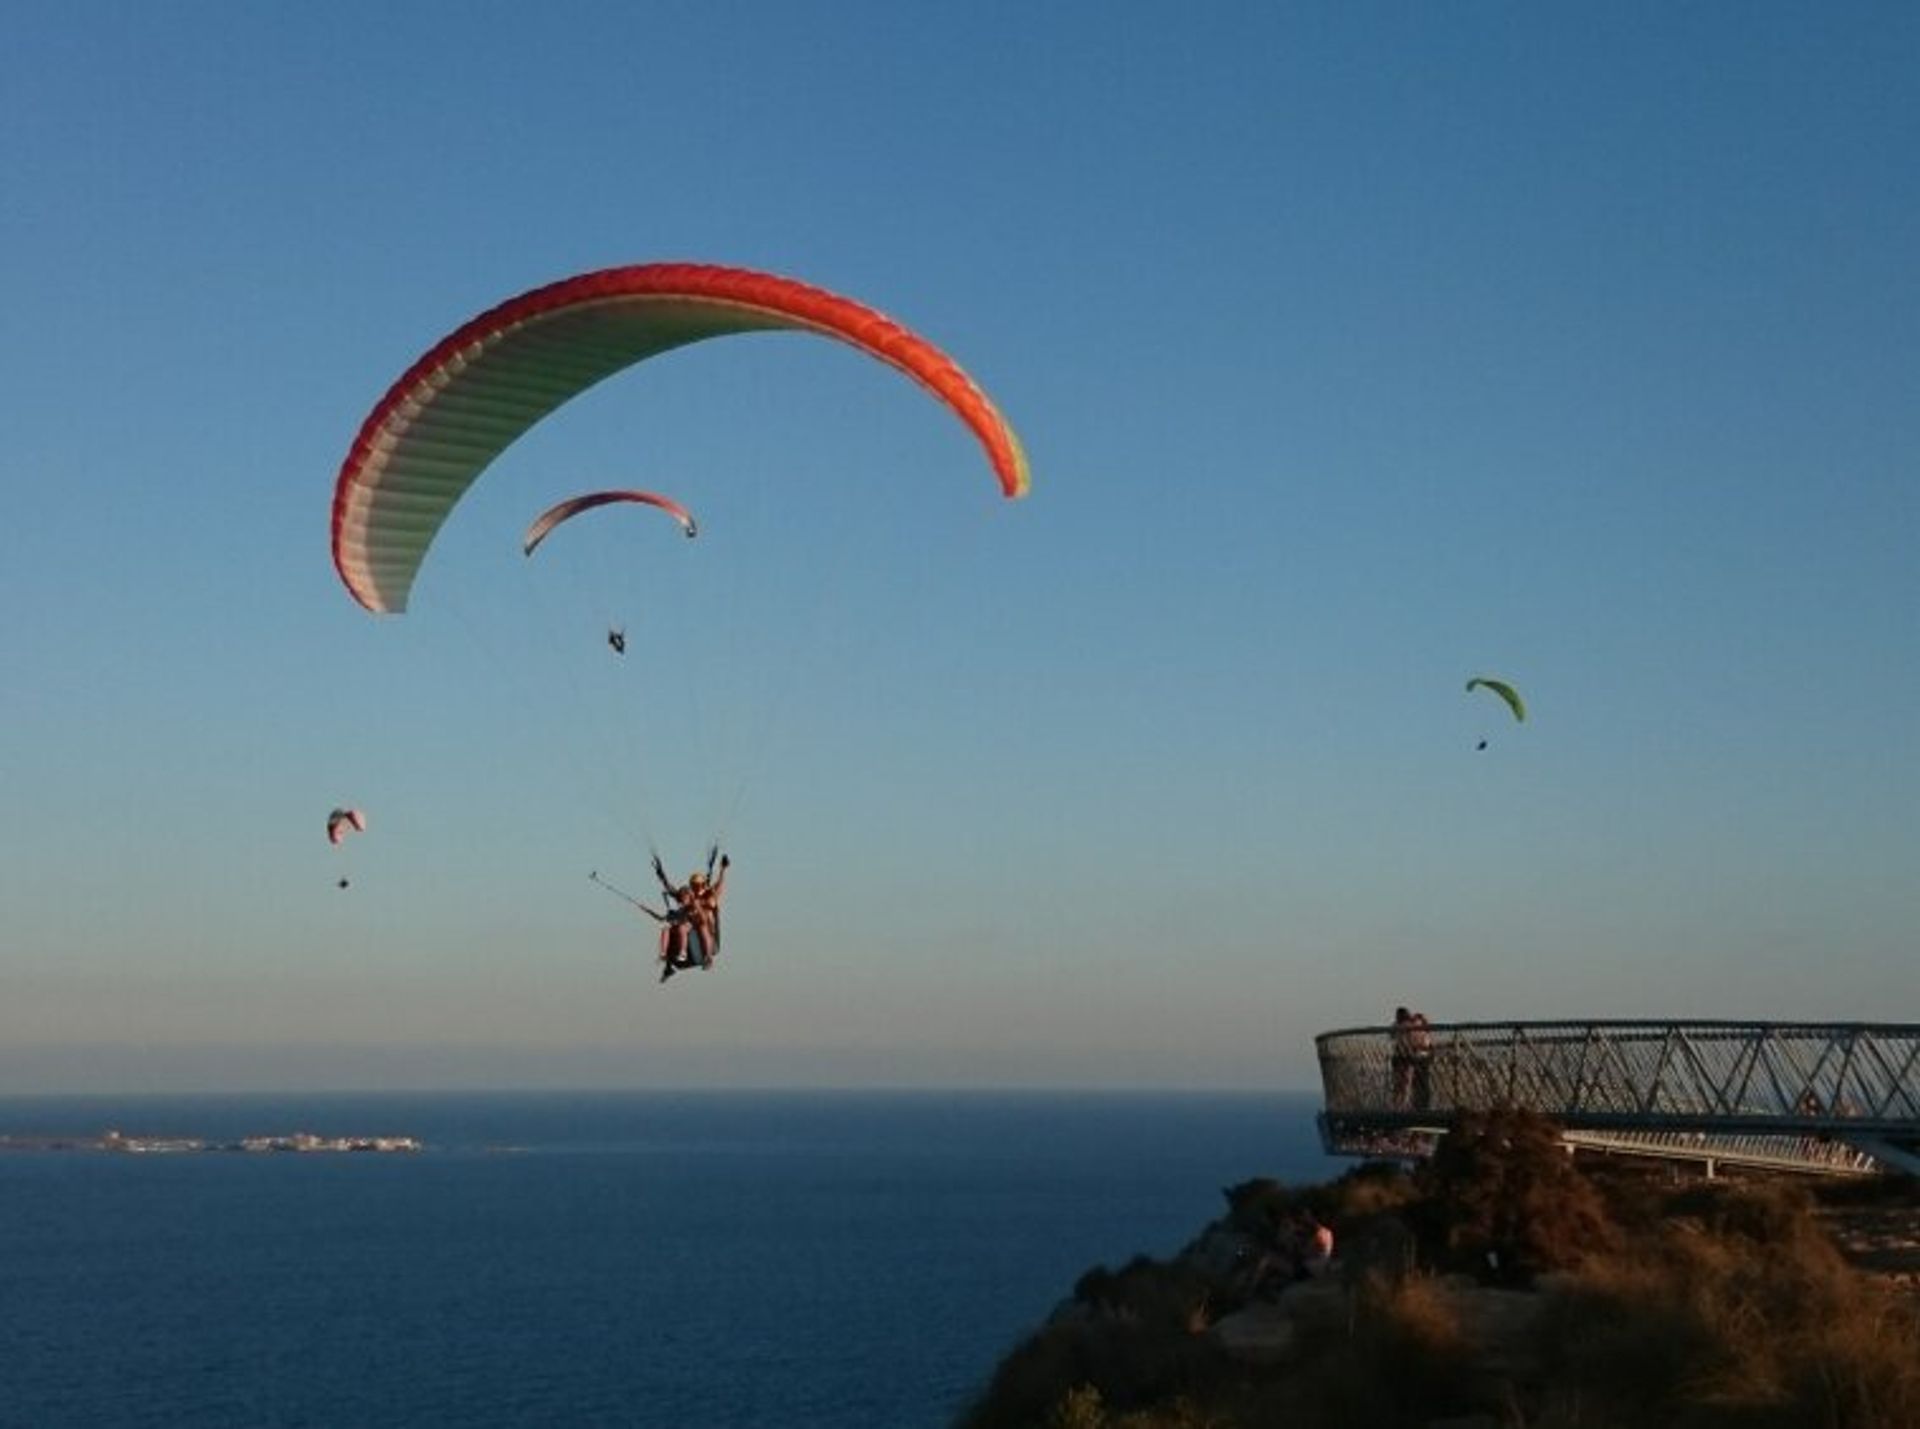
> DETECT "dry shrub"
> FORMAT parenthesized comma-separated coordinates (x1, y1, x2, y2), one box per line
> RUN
(1814, 1171, 1920, 1210)
(968, 1152, 1917, 1429)
(1072, 1255, 1215, 1330)
(1357, 1269, 1475, 1364)
(1415, 1108, 1620, 1280)
(1324, 1160, 1420, 1221)
(1536, 1230, 1765, 1420)
(960, 1327, 1111, 1429)
(1275, 1270, 1484, 1427)
(1045, 1384, 1231, 1429)
(1785, 1294, 1920, 1428)
(959, 1317, 1230, 1429)
(1535, 1193, 1920, 1427)
(1046, 1383, 1107, 1429)
(1109, 1396, 1233, 1429)
(1336, 1209, 1421, 1283)
(1662, 1176, 1819, 1248)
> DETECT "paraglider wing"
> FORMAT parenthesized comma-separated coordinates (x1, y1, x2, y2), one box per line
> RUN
(522, 490, 698, 557)
(332, 263, 1031, 614)
(326, 807, 367, 845)
(1465, 678, 1526, 723)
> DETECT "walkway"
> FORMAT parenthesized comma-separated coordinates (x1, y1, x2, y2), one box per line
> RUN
(1315, 1020, 1920, 1177)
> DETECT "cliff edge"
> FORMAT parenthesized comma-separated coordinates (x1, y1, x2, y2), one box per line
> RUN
(958, 1110, 1920, 1429)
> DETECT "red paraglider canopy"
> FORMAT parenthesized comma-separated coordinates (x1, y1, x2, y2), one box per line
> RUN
(332, 263, 1030, 614)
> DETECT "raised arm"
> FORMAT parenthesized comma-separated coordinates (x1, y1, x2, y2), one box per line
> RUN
(651, 852, 680, 903)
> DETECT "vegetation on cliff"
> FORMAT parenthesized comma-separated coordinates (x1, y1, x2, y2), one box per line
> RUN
(959, 1111, 1920, 1429)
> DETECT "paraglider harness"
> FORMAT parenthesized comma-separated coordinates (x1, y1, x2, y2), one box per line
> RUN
(589, 868, 700, 976)
(653, 847, 723, 973)
(589, 847, 724, 981)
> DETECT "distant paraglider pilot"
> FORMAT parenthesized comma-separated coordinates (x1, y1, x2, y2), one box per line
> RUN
(1465, 677, 1524, 751)
(520, 492, 697, 660)
(326, 807, 367, 890)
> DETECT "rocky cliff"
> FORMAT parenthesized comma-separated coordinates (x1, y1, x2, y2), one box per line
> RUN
(957, 1110, 1920, 1429)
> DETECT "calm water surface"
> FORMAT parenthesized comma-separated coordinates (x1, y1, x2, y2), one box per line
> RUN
(0, 1091, 1338, 1428)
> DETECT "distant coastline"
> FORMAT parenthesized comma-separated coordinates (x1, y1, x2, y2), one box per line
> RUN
(0, 1129, 421, 1155)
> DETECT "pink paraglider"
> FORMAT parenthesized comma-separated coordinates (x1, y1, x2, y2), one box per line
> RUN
(522, 490, 698, 556)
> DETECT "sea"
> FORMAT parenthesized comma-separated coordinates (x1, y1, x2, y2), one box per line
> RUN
(0, 1090, 1342, 1428)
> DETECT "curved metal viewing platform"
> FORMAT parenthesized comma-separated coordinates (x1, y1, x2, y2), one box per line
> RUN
(1316, 1020, 1920, 1177)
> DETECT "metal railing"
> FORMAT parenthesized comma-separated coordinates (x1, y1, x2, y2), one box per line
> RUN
(1315, 1020, 1920, 1176)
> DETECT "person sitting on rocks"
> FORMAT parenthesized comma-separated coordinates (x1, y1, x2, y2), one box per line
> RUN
(1297, 1213, 1335, 1278)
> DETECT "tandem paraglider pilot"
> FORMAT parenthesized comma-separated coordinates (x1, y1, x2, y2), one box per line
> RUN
(651, 850, 730, 982)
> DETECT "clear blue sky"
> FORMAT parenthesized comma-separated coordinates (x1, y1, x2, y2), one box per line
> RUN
(2, 3, 1914, 1093)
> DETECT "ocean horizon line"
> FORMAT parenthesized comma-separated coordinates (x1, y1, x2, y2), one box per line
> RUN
(0, 1082, 1322, 1103)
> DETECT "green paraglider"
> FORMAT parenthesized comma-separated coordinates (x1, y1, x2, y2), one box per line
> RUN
(1465, 677, 1526, 723)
